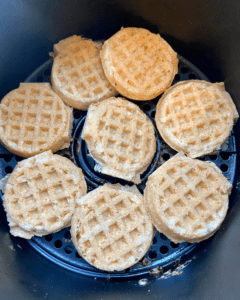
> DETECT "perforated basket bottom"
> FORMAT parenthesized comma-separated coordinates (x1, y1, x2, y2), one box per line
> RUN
(0, 54, 237, 279)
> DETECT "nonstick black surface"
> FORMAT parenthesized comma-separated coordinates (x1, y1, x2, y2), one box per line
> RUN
(1, 0, 240, 299)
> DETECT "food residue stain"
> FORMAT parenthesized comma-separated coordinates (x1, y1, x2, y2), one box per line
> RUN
(9, 245, 15, 251)
(159, 259, 192, 280)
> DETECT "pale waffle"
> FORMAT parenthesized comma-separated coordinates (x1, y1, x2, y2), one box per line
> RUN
(100, 27, 178, 100)
(144, 152, 232, 243)
(156, 80, 239, 158)
(50, 35, 83, 58)
(81, 97, 156, 183)
(71, 183, 153, 271)
(3, 151, 87, 239)
(51, 36, 118, 110)
(0, 83, 73, 158)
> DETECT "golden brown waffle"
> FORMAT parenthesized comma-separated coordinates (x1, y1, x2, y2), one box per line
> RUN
(51, 36, 118, 110)
(81, 97, 156, 183)
(3, 151, 87, 239)
(156, 80, 239, 158)
(71, 184, 153, 271)
(100, 27, 178, 100)
(144, 152, 232, 243)
(0, 83, 72, 158)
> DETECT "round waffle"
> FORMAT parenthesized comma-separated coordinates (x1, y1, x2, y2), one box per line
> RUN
(156, 80, 239, 158)
(0, 83, 72, 158)
(3, 151, 87, 239)
(51, 36, 118, 110)
(144, 152, 232, 243)
(71, 184, 153, 271)
(100, 27, 178, 100)
(81, 97, 156, 183)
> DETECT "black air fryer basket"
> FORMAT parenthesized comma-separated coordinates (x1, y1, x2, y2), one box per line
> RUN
(1, 1, 240, 299)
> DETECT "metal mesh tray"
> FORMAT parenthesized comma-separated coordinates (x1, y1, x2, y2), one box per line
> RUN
(0, 54, 237, 279)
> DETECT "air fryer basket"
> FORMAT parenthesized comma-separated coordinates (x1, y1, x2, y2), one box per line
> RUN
(1, 1, 240, 299)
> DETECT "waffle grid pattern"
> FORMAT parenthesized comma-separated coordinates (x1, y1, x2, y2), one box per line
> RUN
(5, 156, 85, 232)
(101, 28, 178, 99)
(97, 103, 155, 167)
(112, 35, 171, 90)
(74, 187, 152, 270)
(155, 161, 225, 235)
(156, 81, 238, 158)
(52, 41, 116, 107)
(0, 84, 67, 154)
(162, 84, 230, 146)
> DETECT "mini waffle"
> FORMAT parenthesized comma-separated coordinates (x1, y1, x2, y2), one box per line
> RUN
(71, 183, 153, 271)
(144, 152, 232, 243)
(51, 36, 118, 110)
(0, 83, 72, 158)
(100, 27, 178, 100)
(81, 97, 156, 183)
(155, 80, 239, 158)
(3, 151, 87, 239)
(50, 35, 83, 58)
